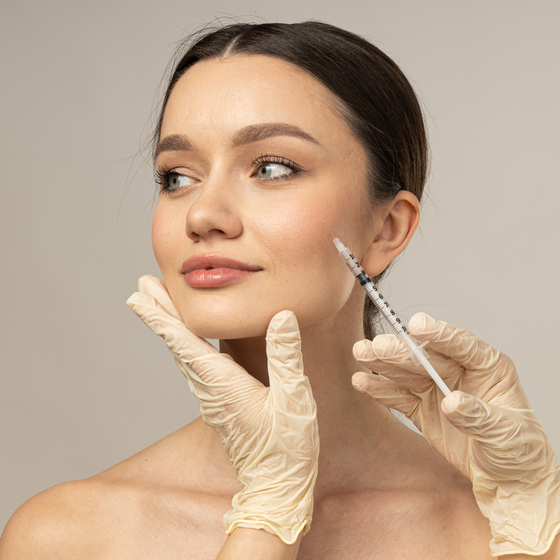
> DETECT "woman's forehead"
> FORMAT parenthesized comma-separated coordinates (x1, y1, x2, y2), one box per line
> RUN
(160, 54, 350, 141)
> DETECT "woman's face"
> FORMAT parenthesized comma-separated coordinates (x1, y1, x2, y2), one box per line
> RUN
(153, 54, 380, 340)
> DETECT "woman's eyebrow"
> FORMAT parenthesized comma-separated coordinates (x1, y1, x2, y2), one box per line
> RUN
(155, 123, 320, 159)
(155, 134, 193, 159)
(231, 123, 320, 147)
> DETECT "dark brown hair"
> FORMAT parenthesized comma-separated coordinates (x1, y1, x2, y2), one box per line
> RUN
(154, 21, 428, 339)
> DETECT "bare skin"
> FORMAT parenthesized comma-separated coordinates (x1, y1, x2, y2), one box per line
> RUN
(1, 416, 495, 559)
(3, 415, 559, 559)
(2, 54, 559, 559)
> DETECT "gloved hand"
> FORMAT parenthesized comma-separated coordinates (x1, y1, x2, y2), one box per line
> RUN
(352, 312, 560, 557)
(126, 275, 319, 545)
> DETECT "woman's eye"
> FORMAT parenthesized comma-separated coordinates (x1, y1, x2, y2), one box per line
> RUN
(167, 173, 194, 190)
(256, 162, 293, 180)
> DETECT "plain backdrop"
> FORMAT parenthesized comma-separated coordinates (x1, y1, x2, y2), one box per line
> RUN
(1, 0, 559, 532)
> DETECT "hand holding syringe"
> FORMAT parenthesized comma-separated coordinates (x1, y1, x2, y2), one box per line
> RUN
(327, 221, 560, 555)
(324, 222, 452, 397)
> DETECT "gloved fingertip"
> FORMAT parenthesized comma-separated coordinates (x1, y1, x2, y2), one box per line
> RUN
(408, 312, 436, 334)
(353, 339, 374, 361)
(133, 276, 184, 321)
(371, 334, 398, 357)
(441, 391, 487, 426)
(266, 310, 300, 342)
(352, 372, 371, 393)
(137, 274, 165, 293)
(441, 390, 465, 415)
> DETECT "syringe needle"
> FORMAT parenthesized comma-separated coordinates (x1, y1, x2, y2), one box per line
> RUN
(323, 221, 336, 239)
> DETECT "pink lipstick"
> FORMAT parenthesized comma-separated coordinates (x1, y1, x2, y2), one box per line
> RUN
(181, 254, 262, 288)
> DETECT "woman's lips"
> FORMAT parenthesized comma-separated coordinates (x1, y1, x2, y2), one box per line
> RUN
(184, 268, 259, 287)
(181, 254, 262, 288)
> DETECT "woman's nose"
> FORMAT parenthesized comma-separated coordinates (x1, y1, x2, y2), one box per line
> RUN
(185, 179, 243, 242)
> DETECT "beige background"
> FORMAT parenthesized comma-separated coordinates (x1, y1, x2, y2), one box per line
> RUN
(1, 0, 559, 531)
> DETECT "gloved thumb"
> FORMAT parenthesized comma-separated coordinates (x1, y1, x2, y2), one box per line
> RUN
(442, 391, 529, 450)
(266, 311, 315, 419)
(442, 391, 550, 482)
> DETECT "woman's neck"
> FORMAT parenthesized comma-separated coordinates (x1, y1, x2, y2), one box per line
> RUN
(218, 300, 422, 500)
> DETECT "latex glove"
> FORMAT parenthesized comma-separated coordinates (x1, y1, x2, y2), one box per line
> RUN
(126, 275, 319, 545)
(352, 312, 560, 557)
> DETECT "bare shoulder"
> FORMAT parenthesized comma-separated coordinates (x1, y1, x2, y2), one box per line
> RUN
(0, 478, 117, 559)
(0, 417, 237, 559)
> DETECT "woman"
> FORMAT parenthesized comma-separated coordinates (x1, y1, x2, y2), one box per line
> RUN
(1, 21, 559, 559)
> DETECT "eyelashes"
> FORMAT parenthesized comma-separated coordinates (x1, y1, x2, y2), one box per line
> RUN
(154, 165, 194, 193)
(155, 153, 304, 194)
(250, 154, 303, 179)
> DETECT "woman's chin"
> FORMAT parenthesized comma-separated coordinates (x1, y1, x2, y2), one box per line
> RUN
(182, 317, 269, 341)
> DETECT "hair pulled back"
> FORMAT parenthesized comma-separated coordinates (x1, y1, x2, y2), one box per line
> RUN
(154, 21, 428, 339)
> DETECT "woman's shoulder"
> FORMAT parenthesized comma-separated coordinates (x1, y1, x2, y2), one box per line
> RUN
(0, 477, 120, 558)
(0, 417, 238, 558)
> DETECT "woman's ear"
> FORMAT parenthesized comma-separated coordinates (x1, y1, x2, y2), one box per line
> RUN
(361, 190, 421, 277)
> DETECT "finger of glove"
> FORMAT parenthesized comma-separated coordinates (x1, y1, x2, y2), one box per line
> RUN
(126, 290, 239, 395)
(408, 313, 501, 373)
(352, 372, 420, 420)
(137, 274, 183, 321)
(127, 282, 267, 433)
(266, 310, 316, 431)
(126, 291, 216, 360)
(354, 339, 431, 393)
(353, 338, 457, 393)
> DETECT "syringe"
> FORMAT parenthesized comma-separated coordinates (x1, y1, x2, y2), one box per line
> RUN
(324, 223, 452, 397)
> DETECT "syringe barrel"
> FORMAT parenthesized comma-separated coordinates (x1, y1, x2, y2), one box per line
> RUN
(331, 235, 452, 397)
(334, 240, 409, 336)
(362, 282, 409, 336)
(336, 245, 366, 280)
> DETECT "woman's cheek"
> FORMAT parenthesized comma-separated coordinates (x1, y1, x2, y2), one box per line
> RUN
(249, 208, 355, 327)
(152, 226, 170, 277)
(152, 204, 182, 283)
